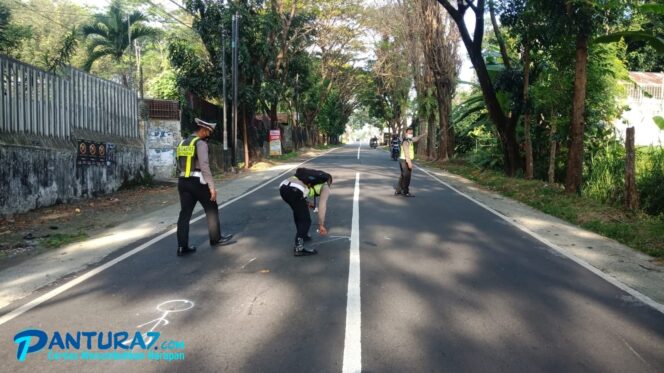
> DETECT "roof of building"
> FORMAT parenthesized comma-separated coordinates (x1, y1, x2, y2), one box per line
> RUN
(629, 72, 664, 86)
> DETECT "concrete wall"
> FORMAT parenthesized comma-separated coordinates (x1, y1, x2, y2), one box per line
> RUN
(0, 129, 145, 217)
(144, 119, 182, 179)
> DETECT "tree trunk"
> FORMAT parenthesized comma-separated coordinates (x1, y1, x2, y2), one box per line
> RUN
(625, 127, 639, 210)
(437, 89, 449, 161)
(447, 125, 455, 158)
(470, 52, 520, 175)
(243, 106, 250, 169)
(522, 41, 533, 179)
(501, 120, 520, 175)
(427, 110, 436, 159)
(548, 116, 557, 184)
(269, 103, 278, 130)
(437, 0, 520, 176)
(489, 0, 511, 70)
(564, 32, 589, 194)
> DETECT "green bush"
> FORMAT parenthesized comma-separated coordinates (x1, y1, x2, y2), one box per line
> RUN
(584, 143, 664, 216)
(637, 146, 664, 216)
(584, 142, 625, 205)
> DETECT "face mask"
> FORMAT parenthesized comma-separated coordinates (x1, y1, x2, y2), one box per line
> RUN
(406, 134, 413, 139)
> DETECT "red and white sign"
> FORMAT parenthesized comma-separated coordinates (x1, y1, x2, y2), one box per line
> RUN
(269, 130, 282, 156)
(269, 130, 281, 141)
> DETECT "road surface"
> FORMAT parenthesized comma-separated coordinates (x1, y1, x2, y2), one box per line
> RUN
(1, 145, 663, 372)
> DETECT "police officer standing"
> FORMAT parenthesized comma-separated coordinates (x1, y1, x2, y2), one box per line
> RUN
(395, 127, 426, 197)
(176, 118, 233, 256)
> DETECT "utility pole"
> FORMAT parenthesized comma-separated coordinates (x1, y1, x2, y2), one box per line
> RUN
(294, 73, 299, 148)
(220, 25, 228, 152)
(135, 40, 144, 99)
(127, 16, 133, 89)
(232, 11, 239, 168)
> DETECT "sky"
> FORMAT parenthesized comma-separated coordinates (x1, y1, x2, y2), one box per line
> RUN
(72, 0, 476, 83)
(362, 0, 476, 83)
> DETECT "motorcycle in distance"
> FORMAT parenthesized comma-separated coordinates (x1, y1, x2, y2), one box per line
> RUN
(369, 137, 378, 149)
(390, 136, 400, 161)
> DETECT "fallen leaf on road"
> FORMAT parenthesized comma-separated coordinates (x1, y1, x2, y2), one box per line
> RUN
(75, 208, 81, 213)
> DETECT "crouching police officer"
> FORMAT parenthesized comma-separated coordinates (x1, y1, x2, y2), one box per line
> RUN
(176, 118, 233, 256)
(279, 168, 332, 256)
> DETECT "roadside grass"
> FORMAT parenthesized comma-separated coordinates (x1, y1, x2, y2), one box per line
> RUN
(41, 232, 89, 249)
(252, 143, 344, 168)
(269, 151, 301, 162)
(314, 143, 341, 150)
(424, 159, 664, 259)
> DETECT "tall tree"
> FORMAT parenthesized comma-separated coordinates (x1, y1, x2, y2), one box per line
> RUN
(532, 0, 626, 194)
(82, 0, 157, 86)
(300, 0, 365, 143)
(0, 3, 32, 56)
(398, 0, 436, 157)
(436, 0, 521, 175)
(416, 0, 461, 160)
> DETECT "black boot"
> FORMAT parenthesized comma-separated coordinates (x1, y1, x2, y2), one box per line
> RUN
(293, 237, 317, 256)
(210, 233, 233, 246)
(177, 246, 197, 257)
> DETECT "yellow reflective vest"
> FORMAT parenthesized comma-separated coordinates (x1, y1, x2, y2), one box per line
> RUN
(399, 140, 415, 160)
(176, 136, 201, 177)
(308, 183, 325, 198)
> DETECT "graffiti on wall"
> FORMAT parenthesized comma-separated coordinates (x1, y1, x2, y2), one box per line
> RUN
(147, 121, 181, 178)
(149, 129, 176, 148)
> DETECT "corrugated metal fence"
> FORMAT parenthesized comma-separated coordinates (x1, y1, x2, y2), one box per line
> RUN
(0, 55, 138, 138)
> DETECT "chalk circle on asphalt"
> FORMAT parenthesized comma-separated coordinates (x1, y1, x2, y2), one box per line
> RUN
(156, 299, 195, 313)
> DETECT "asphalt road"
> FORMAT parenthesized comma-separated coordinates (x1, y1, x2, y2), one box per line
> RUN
(1, 145, 663, 372)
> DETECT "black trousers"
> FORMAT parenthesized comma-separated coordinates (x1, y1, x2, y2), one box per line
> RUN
(396, 160, 412, 194)
(280, 185, 311, 244)
(177, 178, 221, 248)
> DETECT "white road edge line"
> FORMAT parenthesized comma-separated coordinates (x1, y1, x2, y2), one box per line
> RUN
(357, 144, 361, 160)
(342, 172, 362, 373)
(418, 166, 664, 315)
(0, 147, 341, 326)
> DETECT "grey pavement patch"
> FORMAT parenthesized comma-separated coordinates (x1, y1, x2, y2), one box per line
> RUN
(420, 165, 664, 308)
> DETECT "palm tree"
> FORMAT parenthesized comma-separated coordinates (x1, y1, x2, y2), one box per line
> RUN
(82, 0, 157, 85)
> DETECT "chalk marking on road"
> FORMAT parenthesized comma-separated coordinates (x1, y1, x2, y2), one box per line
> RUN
(418, 166, 664, 315)
(622, 337, 650, 367)
(0, 147, 341, 326)
(357, 144, 361, 160)
(241, 257, 257, 269)
(308, 236, 351, 248)
(342, 172, 362, 373)
(122, 299, 194, 347)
